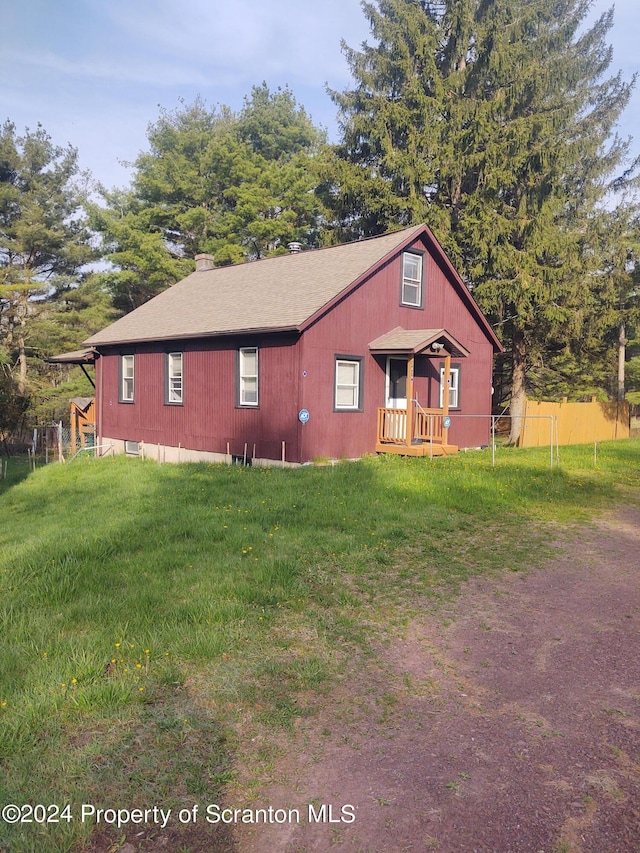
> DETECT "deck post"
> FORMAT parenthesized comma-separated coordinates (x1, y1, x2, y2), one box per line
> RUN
(442, 352, 451, 446)
(405, 355, 415, 448)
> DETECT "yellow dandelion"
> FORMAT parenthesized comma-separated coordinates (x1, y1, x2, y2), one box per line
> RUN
(61, 683, 67, 688)
(1, 701, 7, 708)
(71, 678, 78, 685)
(144, 649, 150, 655)
(115, 642, 121, 648)
(139, 687, 145, 692)
(136, 663, 142, 669)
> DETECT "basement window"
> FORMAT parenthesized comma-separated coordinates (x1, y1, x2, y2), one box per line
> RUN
(125, 440, 140, 456)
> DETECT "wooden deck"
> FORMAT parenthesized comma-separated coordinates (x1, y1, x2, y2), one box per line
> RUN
(376, 406, 458, 457)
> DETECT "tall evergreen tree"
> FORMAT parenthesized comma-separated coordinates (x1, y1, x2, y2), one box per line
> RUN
(0, 121, 94, 399)
(328, 0, 636, 441)
(590, 203, 640, 402)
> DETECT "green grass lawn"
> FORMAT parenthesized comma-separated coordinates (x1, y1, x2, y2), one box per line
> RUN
(1, 441, 639, 852)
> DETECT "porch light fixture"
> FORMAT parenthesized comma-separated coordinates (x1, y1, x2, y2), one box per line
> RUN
(431, 342, 444, 352)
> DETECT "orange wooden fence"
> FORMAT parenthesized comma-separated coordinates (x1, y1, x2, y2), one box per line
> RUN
(519, 398, 630, 447)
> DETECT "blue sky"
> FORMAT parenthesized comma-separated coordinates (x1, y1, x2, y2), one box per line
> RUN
(2, 0, 638, 191)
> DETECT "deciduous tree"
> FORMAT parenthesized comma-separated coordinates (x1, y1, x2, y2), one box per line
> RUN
(92, 87, 328, 312)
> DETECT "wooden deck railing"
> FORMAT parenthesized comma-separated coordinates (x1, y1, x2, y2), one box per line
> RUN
(414, 408, 444, 442)
(377, 408, 407, 444)
(377, 407, 446, 445)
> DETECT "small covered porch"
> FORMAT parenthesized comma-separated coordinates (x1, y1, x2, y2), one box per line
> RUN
(369, 328, 469, 457)
(46, 348, 98, 451)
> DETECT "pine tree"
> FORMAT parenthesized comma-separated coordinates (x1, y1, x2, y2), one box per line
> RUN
(329, 0, 636, 441)
(0, 121, 94, 399)
(589, 203, 640, 402)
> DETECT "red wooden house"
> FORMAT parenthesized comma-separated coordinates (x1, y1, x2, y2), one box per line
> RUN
(78, 225, 502, 464)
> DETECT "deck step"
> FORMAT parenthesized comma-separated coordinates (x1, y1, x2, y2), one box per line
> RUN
(375, 443, 458, 457)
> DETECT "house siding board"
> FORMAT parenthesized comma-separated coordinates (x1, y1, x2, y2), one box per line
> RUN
(98, 335, 302, 462)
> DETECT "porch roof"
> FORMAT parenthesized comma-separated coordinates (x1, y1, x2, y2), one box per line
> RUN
(46, 348, 98, 365)
(368, 327, 470, 358)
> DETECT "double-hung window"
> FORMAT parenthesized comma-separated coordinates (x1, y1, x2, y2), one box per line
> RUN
(238, 347, 259, 407)
(120, 355, 134, 403)
(439, 365, 460, 409)
(334, 356, 363, 411)
(401, 252, 424, 308)
(165, 352, 183, 404)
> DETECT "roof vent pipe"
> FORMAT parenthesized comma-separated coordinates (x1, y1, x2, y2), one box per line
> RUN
(287, 242, 302, 254)
(195, 253, 215, 271)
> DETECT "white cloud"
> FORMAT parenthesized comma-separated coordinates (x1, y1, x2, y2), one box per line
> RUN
(5, 48, 211, 88)
(101, 0, 365, 86)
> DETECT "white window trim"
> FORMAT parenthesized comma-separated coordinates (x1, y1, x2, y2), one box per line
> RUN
(166, 352, 183, 404)
(239, 347, 259, 407)
(401, 252, 423, 308)
(121, 355, 134, 403)
(335, 357, 362, 411)
(439, 366, 460, 409)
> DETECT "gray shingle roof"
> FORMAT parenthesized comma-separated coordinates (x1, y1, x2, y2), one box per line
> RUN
(85, 225, 424, 347)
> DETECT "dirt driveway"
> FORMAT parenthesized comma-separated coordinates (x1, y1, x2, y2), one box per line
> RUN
(234, 505, 640, 853)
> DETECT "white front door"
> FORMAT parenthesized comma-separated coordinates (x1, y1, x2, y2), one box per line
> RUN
(386, 357, 408, 409)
